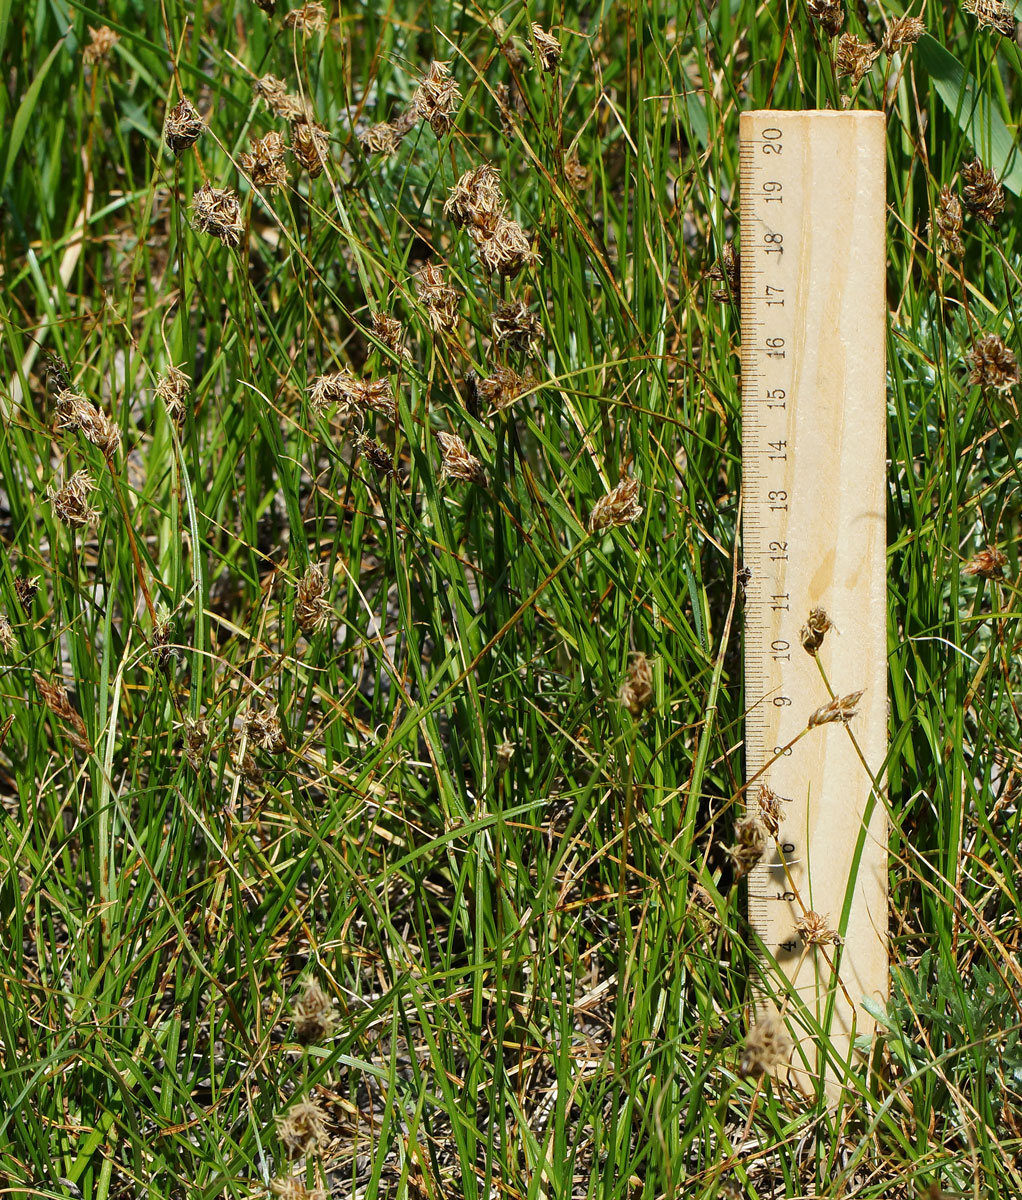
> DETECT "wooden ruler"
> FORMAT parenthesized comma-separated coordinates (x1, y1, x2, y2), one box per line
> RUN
(739, 111, 889, 1092)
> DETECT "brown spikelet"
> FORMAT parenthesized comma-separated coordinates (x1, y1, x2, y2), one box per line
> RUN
(436, 431, 486, 485)
(295, 566, 332, 634)
(192, 182, 244, 248)
(564, 148, 591, 191)
(834, 33, 880, 84)
(150, 617, 172, 670)
(618, 652, 654, 717)
(960, 157, 1005, 225)
(41, 354, 72, 394)
(282, 2, 327, 32)
(963, 546, 1008, 578)
(492, 299, 543, 354)
(931, 185, 964, 257)
(881, 15, 925, 53)
(444, 164, 503, 232)
(795, 910, 840, 946)
(14, 576, 40, 610)
(164, 98, 204, 154)
(291, 120, 329, 177)
(757, 785, 784, 837)
(411, 61, 462, 136)
(807, 689, 864, 728)
(473, 214, 539, 278)
(33, 674, 92, 753)
(477, 365, 531, 412)
(291, 977, 338, 1043)
(83, 25, 119, 66)
(589, 477, 643, 532)
(357, 434, 396, 478)
(254, 0, 276, 13)
(276, 1098, 331, 1157)
(54, 389, 121, 457)
(240, 130, 289, 191)
(254, 75, 312, 122)
(799, 606, 833, 654)
(531, 24, 562, 72)
(246, 707, 287, 754)
(805, 0, 844, 37)
(709, 240, 740, 303)
(269, 1177, 328, 1200)
(370, 311, 411, 363)
(739, 1013, 793, 1079)
(47, 470, 99, 529)
(416, 263, 461, 334)
(0, 615, 15, 653)
(156, 366, 190, 425)
(357, 122, 403, 155)
(963, 0, 1016, 35)
(968, 334, 1019, 391)
(184, 716, 209, 772)
(726, 817, 767, 879)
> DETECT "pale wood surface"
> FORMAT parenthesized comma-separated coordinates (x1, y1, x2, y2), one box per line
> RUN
(739, 111, 888, 1098)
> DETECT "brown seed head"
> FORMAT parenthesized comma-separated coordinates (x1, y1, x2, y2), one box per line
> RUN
(444, 164, 503, 232)
(795, 910, 840, 946)
(308, 369, 361, 419)
(589, 477, 643, 533)
(83, 25, 119, 66)
(808, 689, 864, 728)
(531, 24, 562, 72)
(0, 614, 16, 653)
(14, 576, 40, 610)
(164, 98, 205, 154)
(291, 120, 329, 177)
(282, 2, 327, 32)
(968, 334, 1019, 391)
(54, 389, 121, 458)
(254, 75, 312, 122)
(564, 148, 592, 191)
(963, 546, 1009, 578)
(47, 470, 99, 529)
(33, 673, 92, 753)
(357, 122, 403, 155)
(739, 1013, 793, 1079)
(963, 0, 1016, 35)
(492, 299, 543, 354)
(247, 707, 287, 753)
(192, 182, 244, 248)
(960, 157, 1005, 225)
(477, 365, 531, 412)
(276, 1098, 331, 1157)
(619, 652, 654, 717)
(416, 263, 461, 334)
(931, 185, 964, 257)
(370, 311, 411, 363)
(709, 240, 740, 304)
(881, 15, 926, 53)
(357, 434, 396, 477)
(799, 606, 833, 655)
(156, 366, 190, 425)
(757, 785, 784, 837)
(834, 33, 880, 85)
(295, 565, 332, 634)
(436, 431, 486, 486)
(473, 214, 539, 278)
(805, 0, 845, 37)
(726, 816, 767, 878)
(496, 738, 516, 771)
(254, 0, 276, 13)
(270, 1177, 328, 1200)
(411, 61, 462, 137)
(184, 716, 209, 772)
(150, 617, 173, 670)
(291, 977, 337, 1043)
(240, 130, 289, 191)
(41, 354, 72, 395)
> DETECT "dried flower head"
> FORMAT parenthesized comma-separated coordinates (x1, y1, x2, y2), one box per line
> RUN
(589, 477, 643, 533)
(192, 182, 244, 248)
(41, 353, 72, 394)
(254, 0, 276, 13)
(254, 75, 311, 122)
(416, 263, 461, 333)
(183, 716, 209, 772)
(0, 615, 15, 653)
(83, 25, 119, 66)
(247, 707, 287, 754)
(726, 816, 767, 878)
(805, 0, 844, 37)
(834, 33, 880, 85)
(881, 15, 926, 53)
(564, 147, 591, 191)
(295, 565, 332, 634)
(276, 1097, 331, 1157)
(411, 60, 462, 137)
(156, 366, 190, 425)
(757, 785, 784, 837)
(47, 470, 99, 529)
(357, 434, 396, 477)
(269, 1177, 328, 1200)
(709, 240, 740, 304)
(282, 2, 327, 32)
(477, 365, 531, 412)
(33, 673, 92, 752)
(960, 157, 1005, 226)
(963, 546, 1008, 578)
(473, 214, 539, 278)
(370, 312, 410, 363)
(444, 164, 503, 232)
(164, 98, 204, 154)
(619, 652, 654, 717)
(436, 431, 486, 486)
(531, 24, 562, 72)
(931, 185, 964, 257)
(807, 689, 864, 728)
(968, 334, 1019, 391)
(795, 910, 840, 946)
(291, 120, 329, 177)
(240, 130, 289, 191)
(799, 606, 833, 655)
(496, 738, 516, 771)
(308, 369, 360, 418)
(739, 1013, 793, 1079)
(357, 122, 403, 155)
(14, 576, 40, 610)
(963, 0, 1016, 35)
(54, 389, 121, 458)
(492, 299, 543, 354)
(291, 977, 338, 1043)
(150, 617, 172, 670)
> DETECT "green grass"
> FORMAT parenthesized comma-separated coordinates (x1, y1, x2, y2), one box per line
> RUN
(1, 1, 1021, 1197)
